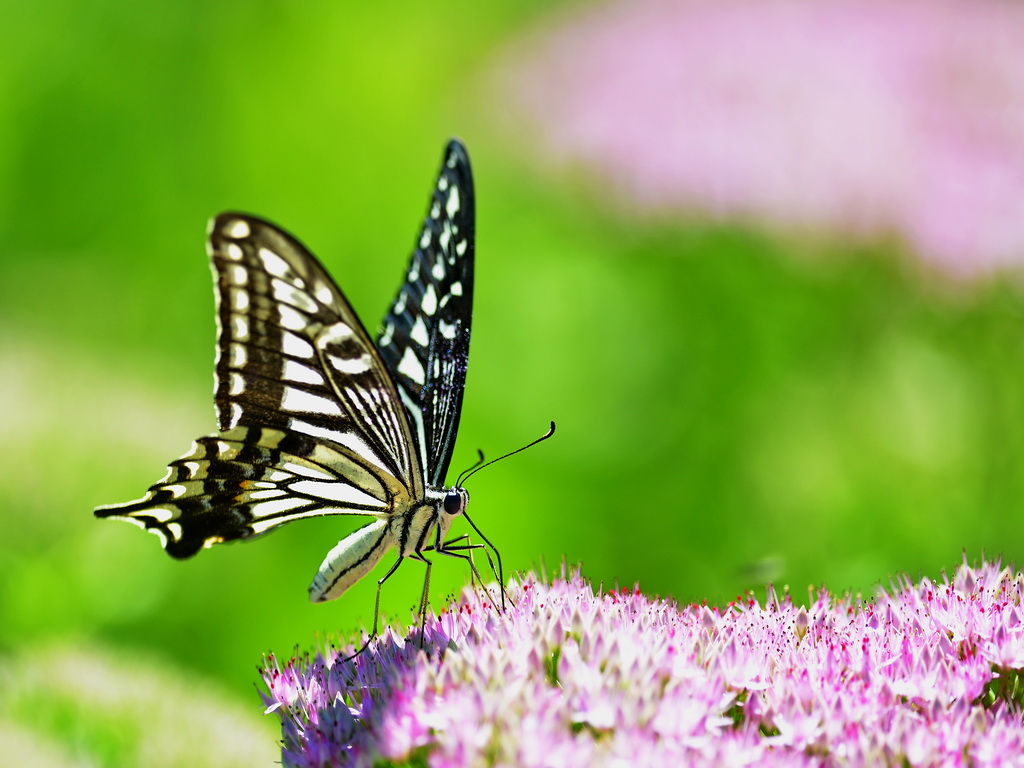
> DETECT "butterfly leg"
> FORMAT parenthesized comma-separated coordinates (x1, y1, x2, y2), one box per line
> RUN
(407, 550, 434, 650)
(441, 535, 501, 587)
(434, 537, 494, 593)
(455, 511, 507, 611)
(372, 554, 409, 638)
(338, 554, 407, 664)
(432, 528, 511, 613)
(433, 544, 504, 614)
(429, 535, 488, 592)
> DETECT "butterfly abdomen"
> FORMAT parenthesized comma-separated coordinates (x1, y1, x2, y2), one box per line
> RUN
(309, 518, 395, 603)
(309, 489, 460, 603)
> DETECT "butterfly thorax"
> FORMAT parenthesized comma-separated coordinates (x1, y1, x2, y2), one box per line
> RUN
(308, 485, 468, 603)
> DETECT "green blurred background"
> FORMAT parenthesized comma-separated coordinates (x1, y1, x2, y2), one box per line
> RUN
(4, 1, 1024, 765)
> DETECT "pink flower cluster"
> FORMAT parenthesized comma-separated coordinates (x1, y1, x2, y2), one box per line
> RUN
(261, 560, 1024, 767)
(493, 0, 1024, 276)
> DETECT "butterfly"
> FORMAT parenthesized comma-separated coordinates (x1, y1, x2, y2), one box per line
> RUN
(96, 139, 507, 631)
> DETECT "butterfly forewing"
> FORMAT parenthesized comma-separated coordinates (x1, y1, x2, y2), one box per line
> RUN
(209, 214, 420, 491)
(96, 213, 431, 557)
(377, 140, 474, 487)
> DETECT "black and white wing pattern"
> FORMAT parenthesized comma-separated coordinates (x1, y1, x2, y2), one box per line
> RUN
(378, 140, 474, 487)
(95, 141, 475, 588)
(208, 214, 420, 493)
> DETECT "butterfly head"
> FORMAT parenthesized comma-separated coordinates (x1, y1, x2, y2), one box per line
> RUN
(430, 486, 469, 548)
(442, 488, 469, 518)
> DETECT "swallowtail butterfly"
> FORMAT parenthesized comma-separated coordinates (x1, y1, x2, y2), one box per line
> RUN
(96, 140, 494, 620)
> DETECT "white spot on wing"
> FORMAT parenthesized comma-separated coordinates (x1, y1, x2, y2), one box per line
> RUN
(282, 388, 343, 416)
(225, 243, 244, 261)
(446, 187, 460, 218)
(315, 281, 335, 305)
(456, 239, 467, 256)
(397, 347, 425, 385)
(232, 315, 249, 341)
(319, 323, 353, 342)
(422, 284, 437, 315)
(225, 218, 251, 239)
(230, 402, 242, 427)
(259, 247, 292, 279)
(144, 506, 175, 523)
(286, 419, 348, 446)
(278, 304, 308, 331)
(450, 281, 463, 296)
(283, 359, 324, 385)
(228, 264, 248, 285)
(411, 316, 429, 346)
(282, 331, 314, 359)
(230, 372, 245, 395)
(230, 343, 247, 367)
(439, 319, 456, 340)
(432, 255, 445, 280)
(247, 489, 285, 501)
(317, 324, 370, 374)
(250, 496, 311, 517)
(292, 479, 384, 508)
(273, 279, 318, 313)
(327, 352, 371, 374)
(231, 288, 249, 312)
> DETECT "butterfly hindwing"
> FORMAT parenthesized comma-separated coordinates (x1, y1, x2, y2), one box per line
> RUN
(378, 140, 475, 486)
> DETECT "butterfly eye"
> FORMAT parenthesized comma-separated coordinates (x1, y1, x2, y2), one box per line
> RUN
(443, 490, 464, 516)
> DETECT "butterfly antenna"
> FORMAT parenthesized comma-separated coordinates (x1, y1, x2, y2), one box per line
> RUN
(459, 421, 556, 487)
(456, 449, 487, 488)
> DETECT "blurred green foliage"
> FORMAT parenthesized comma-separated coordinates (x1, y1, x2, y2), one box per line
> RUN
(3, 1, 1024, 763)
